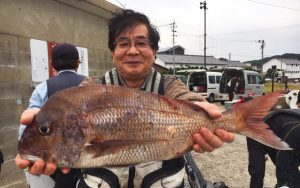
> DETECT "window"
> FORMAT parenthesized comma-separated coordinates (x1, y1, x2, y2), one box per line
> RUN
(247, 74, 261, 84)
(216, 76, 221, 83)
(209, 76, 216, 84)
(255, 75, 262, 84)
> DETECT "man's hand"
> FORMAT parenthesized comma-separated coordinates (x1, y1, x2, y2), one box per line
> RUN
(16, 108, 70, 175)
(20, 108, 40, 125)
(192, 101, 235, 153)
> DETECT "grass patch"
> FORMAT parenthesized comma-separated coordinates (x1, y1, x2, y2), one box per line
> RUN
(264, 82, 300, 93)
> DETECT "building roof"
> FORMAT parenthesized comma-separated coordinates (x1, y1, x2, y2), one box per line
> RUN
(280, 58, 300, 65)
(225, 60, 244, 67)
(158, 45, 185, 53)
(157, 54, 226, 66)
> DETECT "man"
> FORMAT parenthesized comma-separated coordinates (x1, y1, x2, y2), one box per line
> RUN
(265, 109, 300, 188)
(16, 9, 234, 187)
(297, 91, 300, 108)
(18, 43, 86, 188)
(227, 76, 239, 101)
(0, 149, 3, 173)
(247, 98, 300, 188)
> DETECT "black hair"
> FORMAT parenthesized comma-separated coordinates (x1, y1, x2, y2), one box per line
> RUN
(51, 43, 79, 71)
(108, 9, 160, 52)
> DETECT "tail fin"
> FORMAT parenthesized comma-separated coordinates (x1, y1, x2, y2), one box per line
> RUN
(229, 92, 291, 150)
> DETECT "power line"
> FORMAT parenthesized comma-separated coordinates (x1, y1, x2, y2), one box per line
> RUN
(157, 23, 172, 27)
(177, 31, 203, 38)
(209, 37, 257, 43)
(209, 24, 300, 36)
(107, 0, 126, 8)
(247, 0, 300, 11)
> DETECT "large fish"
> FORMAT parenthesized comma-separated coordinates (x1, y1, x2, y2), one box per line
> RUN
(18, 84, 290, 168)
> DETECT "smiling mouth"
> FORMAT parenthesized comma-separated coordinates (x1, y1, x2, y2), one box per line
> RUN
(125, 61, 142, 64)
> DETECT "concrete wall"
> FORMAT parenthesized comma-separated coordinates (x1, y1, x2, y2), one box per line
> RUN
(0, 0, 119, 187)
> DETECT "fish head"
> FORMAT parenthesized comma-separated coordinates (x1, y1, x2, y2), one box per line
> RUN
(18, 109, 65, 164)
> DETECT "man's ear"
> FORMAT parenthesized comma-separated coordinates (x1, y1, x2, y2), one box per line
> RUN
(111, 52, 115, 64)
(75, 59, 80, 69)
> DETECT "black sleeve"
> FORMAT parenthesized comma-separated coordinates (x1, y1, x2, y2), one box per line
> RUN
(0, 150, 3, 164)
(265, 109, 300, 150)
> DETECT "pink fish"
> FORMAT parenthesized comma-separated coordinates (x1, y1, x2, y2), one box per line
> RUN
(18, 84, 290, 168)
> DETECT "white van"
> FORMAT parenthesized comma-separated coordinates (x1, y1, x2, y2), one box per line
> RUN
(219, 68, 265, 103)
(187, 70, 222, 103)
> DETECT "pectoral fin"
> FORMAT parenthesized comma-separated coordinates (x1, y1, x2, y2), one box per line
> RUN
(84, 139, 169, 158)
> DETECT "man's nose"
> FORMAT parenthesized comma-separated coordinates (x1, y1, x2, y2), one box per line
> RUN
(127, 43, 139, 54)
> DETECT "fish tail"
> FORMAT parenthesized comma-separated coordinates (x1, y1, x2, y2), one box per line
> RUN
(226, 92, 291, 150)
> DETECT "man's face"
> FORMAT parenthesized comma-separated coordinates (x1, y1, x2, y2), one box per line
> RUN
(112, 24, 156, 81)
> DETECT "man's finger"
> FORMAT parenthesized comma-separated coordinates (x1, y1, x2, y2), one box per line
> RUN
(215, 129, 235, 143)
(20, 108, 40, 125)
(61, 167, 71, 174)
(193, 101, 222, 118)
(28, 160, 45, 175)
(200, 128, 223, 149)
(44, 163, 57, 176)
(15, 154, 30, 169)
(193, 131, 215, 152)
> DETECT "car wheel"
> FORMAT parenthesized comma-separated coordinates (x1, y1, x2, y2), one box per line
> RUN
(207, 94, 214, 103)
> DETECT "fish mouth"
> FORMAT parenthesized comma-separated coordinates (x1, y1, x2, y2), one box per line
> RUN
(20, 154, 43, 162)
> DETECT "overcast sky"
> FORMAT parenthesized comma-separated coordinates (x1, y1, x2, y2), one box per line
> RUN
(106, 0, 300, 62)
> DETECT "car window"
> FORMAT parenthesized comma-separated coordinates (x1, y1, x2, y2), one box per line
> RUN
(208, 76, 215, 84)
(216, 76, 221, 83)
(256, 75, 262, 84)
(247, 74, 261, 84)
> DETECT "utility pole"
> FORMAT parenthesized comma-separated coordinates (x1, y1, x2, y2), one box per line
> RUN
(200, 1, 207, 69)
(171, 20, 177, 75)
(258, 40, 265, 71)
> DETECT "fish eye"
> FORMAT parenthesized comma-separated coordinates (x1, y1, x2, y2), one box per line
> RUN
(39, 125, 51, 135)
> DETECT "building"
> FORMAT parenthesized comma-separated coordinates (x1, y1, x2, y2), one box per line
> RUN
(262, 58, 300, 79)
(156, 45, 226, 70)
(0, 1, 119, 187)
(221, 60, 244, 68)
(156, 46, 244, 71)
(158, 45, 185, 55)
(156, 54, 226, 70)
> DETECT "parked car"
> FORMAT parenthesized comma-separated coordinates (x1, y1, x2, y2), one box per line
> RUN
(219, 68, 265, 104)
(187, 70, 222, 103)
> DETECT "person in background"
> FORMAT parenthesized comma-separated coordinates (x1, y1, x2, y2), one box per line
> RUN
(17, 43, 86, 188)
(246, 136, 277, 188)
(227, 76, 240, 101)
(296, 91, 300, 108)
(265, 109, 300, 188)
(15, 9, 235, 187)
(0, 149, 3, 173)
(247, 94, 300, 188)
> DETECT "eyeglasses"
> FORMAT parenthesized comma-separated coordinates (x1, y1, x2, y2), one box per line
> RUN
(114, 37, 152, 52)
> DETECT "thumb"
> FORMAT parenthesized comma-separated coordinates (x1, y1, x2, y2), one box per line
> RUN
(20, 108, 40, 125)
(61, 167, 71, 174)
